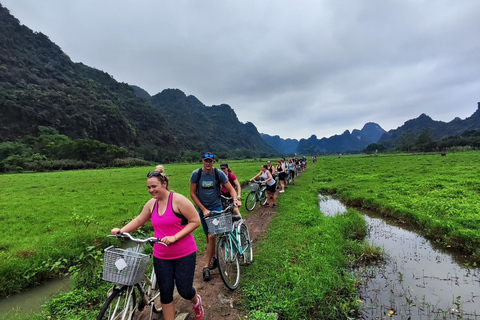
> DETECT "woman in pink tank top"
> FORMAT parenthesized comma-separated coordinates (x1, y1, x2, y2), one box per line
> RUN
(111, 168, 204, 320)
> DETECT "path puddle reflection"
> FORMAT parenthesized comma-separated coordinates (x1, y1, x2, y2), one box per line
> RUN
(319, 194, 480, 319)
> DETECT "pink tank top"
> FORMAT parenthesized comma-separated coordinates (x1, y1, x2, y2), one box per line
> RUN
(151, 193, 197, 259)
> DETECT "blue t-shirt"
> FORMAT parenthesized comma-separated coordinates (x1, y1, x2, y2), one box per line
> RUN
(190, 168, 228, 209)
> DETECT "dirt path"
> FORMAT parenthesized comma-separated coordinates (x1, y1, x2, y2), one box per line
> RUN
(136, 204, 277, 320)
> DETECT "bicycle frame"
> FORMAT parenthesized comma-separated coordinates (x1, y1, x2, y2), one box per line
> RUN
(98, 233, 166, 320)
(223, 220, 249, 257)
(255, 185, 267, 200)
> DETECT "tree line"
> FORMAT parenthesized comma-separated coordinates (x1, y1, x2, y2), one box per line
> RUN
(364, 129, 480, 154)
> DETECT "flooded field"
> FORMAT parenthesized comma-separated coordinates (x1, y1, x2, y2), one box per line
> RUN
(319, 195, 480, 320)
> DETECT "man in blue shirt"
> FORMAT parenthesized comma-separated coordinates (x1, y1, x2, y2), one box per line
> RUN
(190, 152, 241, 281)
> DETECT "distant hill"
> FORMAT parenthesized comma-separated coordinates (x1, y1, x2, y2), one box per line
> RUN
(0, 4, 275, 162)
(296, 122, 386, 154)
(378, 103, 480, 149)
(260, 134, 298, 155)
(146, 88, 277, 157)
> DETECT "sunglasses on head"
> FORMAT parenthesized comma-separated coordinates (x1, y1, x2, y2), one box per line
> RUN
(203, 153, 214, 159)
(147, 171, 166, 178)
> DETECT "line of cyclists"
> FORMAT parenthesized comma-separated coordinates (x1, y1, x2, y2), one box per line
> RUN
(265, 156, 308, 193)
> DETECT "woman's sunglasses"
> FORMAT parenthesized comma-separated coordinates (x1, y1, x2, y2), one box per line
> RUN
(147, 171, 166, 178)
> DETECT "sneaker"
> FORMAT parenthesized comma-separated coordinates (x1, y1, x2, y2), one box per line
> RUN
(272, 204, 277, 208)
(202, 268, 211, 281)
(209, 257, 218, 270)
(279, 190, 285, 193)
(261, 202, 270, 207)
(192, 294, 204, 320)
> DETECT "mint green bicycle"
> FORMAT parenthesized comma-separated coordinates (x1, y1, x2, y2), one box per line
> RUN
(245, 181, 267, 211)
(205, 201, 253, 290)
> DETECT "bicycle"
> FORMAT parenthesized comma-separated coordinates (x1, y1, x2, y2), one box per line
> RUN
(204, 203, 253, 290)
(244, 181, 267, 211)
(97, 233, 167, 320)
(286, 170, 293, 185)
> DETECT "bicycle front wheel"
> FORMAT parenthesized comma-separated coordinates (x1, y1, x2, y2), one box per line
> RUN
(239, 223, 253, 264)
(217, 235, 240, 290)
(245, 192, 257, 211)
(97, 285, 136, 320)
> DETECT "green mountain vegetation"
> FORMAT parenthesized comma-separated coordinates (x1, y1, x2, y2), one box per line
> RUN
(377, 105, 480, 152)
(295, 122, 386, 155)
(0, 4, 276, 172)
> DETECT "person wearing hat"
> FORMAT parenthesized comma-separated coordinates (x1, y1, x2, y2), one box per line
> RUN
(220, 163, 242, 217)
(190, 152, 241, 281)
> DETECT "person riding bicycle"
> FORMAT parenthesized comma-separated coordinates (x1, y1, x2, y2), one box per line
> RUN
(190, 152, 241, 282)
(220, 163, 242, 217)
(111, 168, 204, 320)
(250, 164, 277, 208)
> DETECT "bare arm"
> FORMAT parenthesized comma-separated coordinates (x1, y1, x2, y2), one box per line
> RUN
(190, 182, 208, 214)
(250, 171, 261, 181)
(224, 181, 241, 207)
(111, 199, 154, 234)
(233, 178, 242, 199)
(264, 171, 273, 183)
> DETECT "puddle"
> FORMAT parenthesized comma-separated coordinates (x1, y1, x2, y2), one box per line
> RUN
(0, 277, 72, 319)
(319, 195, 480, 319)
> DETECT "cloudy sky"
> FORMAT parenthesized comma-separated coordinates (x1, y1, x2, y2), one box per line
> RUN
(3, 0, 480, 140)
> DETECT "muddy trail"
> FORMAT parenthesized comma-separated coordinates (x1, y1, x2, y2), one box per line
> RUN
(135, 204, 277, 320)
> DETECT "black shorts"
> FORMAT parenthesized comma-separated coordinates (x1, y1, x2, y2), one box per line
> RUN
(278, 172, 286, 180)
(266, 182, 276, 193)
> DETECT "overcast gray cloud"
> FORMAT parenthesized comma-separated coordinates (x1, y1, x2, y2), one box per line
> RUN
(3, 0, 480, 140)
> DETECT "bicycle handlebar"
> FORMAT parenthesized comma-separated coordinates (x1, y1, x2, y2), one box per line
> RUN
(108, 232, 167, 246)
(208, 205, 234, 216)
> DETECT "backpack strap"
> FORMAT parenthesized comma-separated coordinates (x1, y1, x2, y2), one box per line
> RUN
(196, 167, 221, 196)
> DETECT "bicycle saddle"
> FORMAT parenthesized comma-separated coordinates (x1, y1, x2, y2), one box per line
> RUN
(232, 214, 242, 222)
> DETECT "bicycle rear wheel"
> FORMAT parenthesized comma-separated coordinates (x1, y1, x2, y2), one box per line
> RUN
(217, 235, 240, 290)
(239, 223, 253, 264)
(259, 189, 267, 206)
(97, 285, 136, 320)
(245, 192, 257, 211)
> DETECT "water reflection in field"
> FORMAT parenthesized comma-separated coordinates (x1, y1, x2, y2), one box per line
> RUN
(318, 195, 480, 320)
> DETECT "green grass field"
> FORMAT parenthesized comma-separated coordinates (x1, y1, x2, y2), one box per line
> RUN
(0, 160, 265, 296)
(2, 152, 480, 319)
(312, 152, 480, 258)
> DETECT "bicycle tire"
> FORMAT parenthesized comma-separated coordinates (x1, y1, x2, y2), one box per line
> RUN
(217, 235, 240, 290)
(259, 189, 267, 206)
(239, 223, 253, 264)
(97, 285, 136, 320)
(245, 192, 257, 211)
